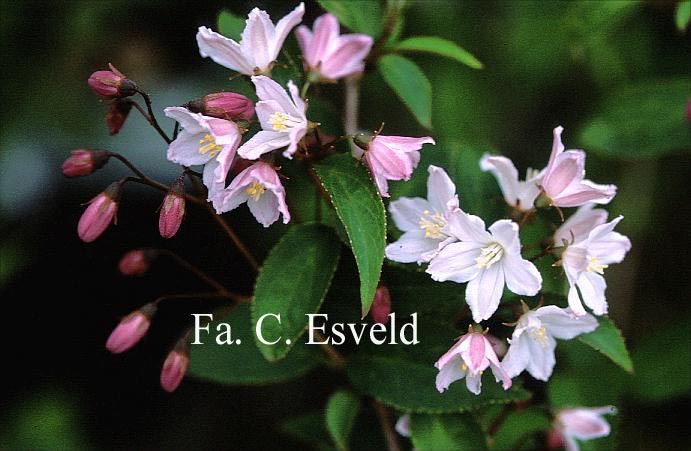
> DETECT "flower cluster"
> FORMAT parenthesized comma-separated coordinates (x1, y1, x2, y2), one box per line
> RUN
(387, 126, 630, 397)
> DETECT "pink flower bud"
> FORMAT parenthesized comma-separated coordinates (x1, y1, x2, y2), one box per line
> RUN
(106, 99, 132, 135)
(370, 285, 392, 324)
(88, 64, 137, 99)
(160, 338, 190, 393)
(77, 183, 121, 242)
(62, 149, 109, 177)
(686, 98, 691, 123)
(200, 92, 255, 121)
(159, 178, 185, 239)
(105, 304, 156, 354)
(118, 249, 157, 276)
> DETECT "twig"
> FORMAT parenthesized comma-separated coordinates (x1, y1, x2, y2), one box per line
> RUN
(134, 89, 172, 143)
(372, 400, 402, 451)
(159, 249, 231, 295)
(152, 292, 250, 306)
(344, 76, 360, 136)
(312, 330, 346, 369)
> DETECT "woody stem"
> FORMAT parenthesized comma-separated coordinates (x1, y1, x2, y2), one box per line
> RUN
(134, 89, 172, 144)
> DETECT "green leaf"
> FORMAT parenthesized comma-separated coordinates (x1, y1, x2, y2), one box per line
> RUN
(578, 316, 633, 373)
(189, 304, 323, 385)
(378, 54, 433, 128)
(317, 0, 383, 38)
(676, 1, 691, 32)
(630, 318, 691, 402)
(217, 10, 245, 41)
(395, 36, 484, 69)
(281, 413, 333, 451)
(409, 413, 487, 450)
(314, 154, 386, 317)
(325, 390, 361, 450)
(251, 224, 341, 361)
(578, 78, 691, 158)
(490, 407, 551, 450)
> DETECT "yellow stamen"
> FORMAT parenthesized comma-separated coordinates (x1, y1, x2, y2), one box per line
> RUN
(245, 181, 265, 201)
(419, 210, 446, 239)
(268, 111, 303, 132)
(531, 325, 549, 347)
(461, 362, 468, 371)
(476, 243, 504, 269)
(198, 134, 223, 157)
(587, 256, 608, 274)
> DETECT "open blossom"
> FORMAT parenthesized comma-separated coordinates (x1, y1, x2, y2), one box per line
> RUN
(435, 327, 512, 395)
(555, 207, 631, 316)
(537, 126, 616, 208)
(427, 211, 542, 322)
(553, 406, 616, 451)
(355, 133, 436, 197)
(212, 162, 290, 227)
(164, 107, 242, 198)
(385, 165, 458, 263)
(480, 153, 544, 212)
(502, 305, 598, 381)
(237, 76, 308, 160)
(295, 13, 373, 81)
(196, 3, 304, 76)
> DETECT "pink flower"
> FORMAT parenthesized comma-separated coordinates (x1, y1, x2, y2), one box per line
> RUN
(295, 13, 373, 81)
(88, 64, 136, 99)
(211, 162, 290, 227)
(77, 183, 120, 242)
(118, 249, 156, 276)
(480, 153, 544, 212)
(370, 285, 392, 324)
(188, 92, 255, 121)
(160, 342, 190, 393)
(553, 406, 616, 451)
(62, 149, 109, 178)
(105, 304, 156, 354)
(435, 326, 512, 395)
(356, 133, 436, 197)
(538, 126, 616, 208)
(159, 178, 185, 239)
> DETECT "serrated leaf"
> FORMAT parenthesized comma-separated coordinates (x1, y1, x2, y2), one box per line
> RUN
(281, 413, 333, 451)
(314, 154, 386, 317)
(396, 36, 484, 69)
(251, 224, 341, 361)
(409, 414, 487, 451)
(578, 316, 633, 373)
(378, 54, 433, 128)
(217, 10, 245, 41)
(578, 78, 691, 158)
(189, 304, 323, 385)
(325, 390, 361, 450)
(676, 1, 691, 32)
(317, 0, 383, 38)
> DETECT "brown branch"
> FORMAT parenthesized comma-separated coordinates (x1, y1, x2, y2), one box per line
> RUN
(372, 400, 402, 451)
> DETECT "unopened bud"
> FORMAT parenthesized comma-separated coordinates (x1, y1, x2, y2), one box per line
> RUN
(546, 429, 565, 450)
(62, 149, 109, 177)
(105, 303, 157, 354)
(106, 99, 132, 135)
(118, 249, 158, 276)
(77, 182, 121, 242)
(159, 178, 185, 239)
(88, 64, 137, 99)
(193, 92, 255, 121)
(370, 285, 392, 324)
(160, 336, 190, 393)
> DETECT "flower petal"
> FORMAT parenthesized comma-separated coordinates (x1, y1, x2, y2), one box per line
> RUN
(386, 230, 439, 264)
(502, 254, 542, 296)
(167, 130, 211, 166)
(241, 8, 275, 71)
(555, 204, 608, 245)
(480, 154, 520, 208)
(466, 264, 505, 322)
(426, 165, 458, 212)
(443, 208, 491, 243)
(426, 241, 483, 283)
(502, 335, 531, 378)
(435, 354, 466, 393)
(388, 197, 431, 232)
(320, 33, 373, 79)
(535, 305, 599, 339)
(272, 3, 305, 60)
(237, 130, 291, 160)
(577, 272, 608, 315)
(525, 334, 557, 381)
(196, 26, 254, 75)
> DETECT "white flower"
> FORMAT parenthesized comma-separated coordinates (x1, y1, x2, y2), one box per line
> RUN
(554, 406, 617, 451)
(196, 3, 305, 76)
(164, 106, 241, 198)
(237, 76, 308, 160)
(502, 305, 598, 381)
(435, 328, 512, 395)
(426, 210, 542, 322)
(394, 414, 410, 438)
(480, 153, 544, 212)
(555, 208, 631, 316)
(385, 165, 459, 264)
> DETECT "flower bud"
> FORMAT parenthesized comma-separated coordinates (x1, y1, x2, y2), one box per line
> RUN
(190, 92, 255, 121)
(159, 178, 185, 239)
(370, 285, 392, 324)
(88, 64, 137, 99)
(105, 303, 157, 354)
(118, 249, 158, 276)
(106, 99, 132, 135)
(160, 337, 190, 393)
(77, 182, 121, 242)
(62, 149, 109, 178)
